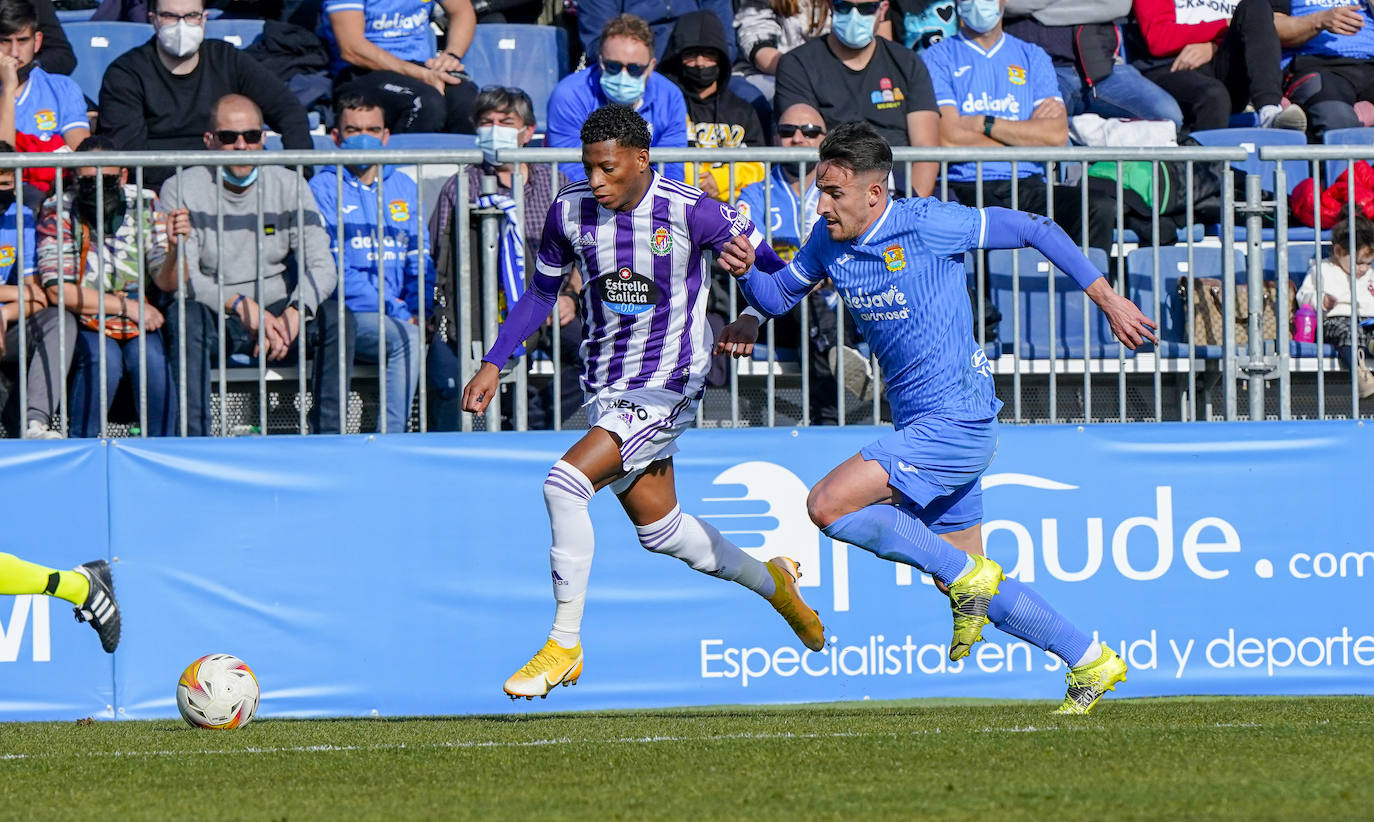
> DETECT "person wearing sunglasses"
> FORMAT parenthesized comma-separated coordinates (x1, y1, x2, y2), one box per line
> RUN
(774, 0, 940, 196)
(724, 104, 870, 424)
(159, 94, 354, 436)
(547, 13, 688, 183)
(97, 0, 312, 190)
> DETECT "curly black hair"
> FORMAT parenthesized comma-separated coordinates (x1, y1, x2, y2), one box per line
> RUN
(818, 121, 893, 176)
(580, 105, 651, 151)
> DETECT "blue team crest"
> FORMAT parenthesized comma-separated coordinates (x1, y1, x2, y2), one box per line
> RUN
(883, 244, 906, 272)
(650, 226, 673, 256)
(1008, 65, 1027, 86)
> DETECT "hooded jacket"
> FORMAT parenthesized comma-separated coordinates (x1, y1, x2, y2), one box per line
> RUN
(661, 11, 766, 200)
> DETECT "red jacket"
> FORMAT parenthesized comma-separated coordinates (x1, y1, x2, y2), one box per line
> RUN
(13, 131, 66, 193)
(1133, 0, 1231, 58)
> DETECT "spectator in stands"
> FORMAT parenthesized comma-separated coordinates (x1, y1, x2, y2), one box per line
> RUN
(924, 0, 1114, 250)
(578, 0, 733, 62)
(324, 0, 478, 134)
(773, 0, 940, 196)
(1002, 0, 1183, 129)
(98, 0, 313, 189)
(428, 86, 583, 430)
(160, 94, 352, 435)
(735, 0, 831, 99)
(730, 103, 870, 423)
(661, 10, 766, 202)
(1271, 0, 1374, 140)
(310, 93, 433, 433)
(37, 136, 181, 437)
(547, 14, 687, 182)
(0, 140, 69, 438)
(1130, 0, 1303, 132)
(28, 0, 71, 75)
(882, 0, 957, 52)
(1297, 216, 1374, 399)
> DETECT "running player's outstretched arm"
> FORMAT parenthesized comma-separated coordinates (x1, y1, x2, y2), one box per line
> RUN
(693, 196, 812, 319)
(462, 204, 572, 414)
(979, 206, 1159, 350)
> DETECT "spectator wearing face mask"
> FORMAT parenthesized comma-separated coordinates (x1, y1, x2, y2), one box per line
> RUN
(545, 13, 688, 183)
(310, 93, 434, 434)
(97, 0, 313, 189)
(660, 10, 766, 202)
(428, 86, 583, 430)
(773, 0, 940, 196)
(36, 136, 186, 438)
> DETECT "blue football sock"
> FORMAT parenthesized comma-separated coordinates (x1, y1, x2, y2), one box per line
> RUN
(822, 505, 971, 587)
(986, 576, 1094, 667)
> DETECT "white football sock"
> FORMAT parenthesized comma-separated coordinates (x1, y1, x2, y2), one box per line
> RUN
(544, 460, 596, 649)
(1073, 642, 1104, 669)
(635, 505, 775, 597)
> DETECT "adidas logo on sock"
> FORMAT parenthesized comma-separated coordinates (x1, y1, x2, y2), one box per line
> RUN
(551, 570, 568, 586)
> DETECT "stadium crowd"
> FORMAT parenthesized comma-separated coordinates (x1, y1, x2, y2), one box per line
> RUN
(0, 0, 1370, 436)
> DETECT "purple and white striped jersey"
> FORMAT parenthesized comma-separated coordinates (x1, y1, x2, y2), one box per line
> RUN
(535, 172, 768, 397)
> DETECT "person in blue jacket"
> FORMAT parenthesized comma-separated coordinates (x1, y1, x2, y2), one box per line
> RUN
(310, 93, 435, 434)
(577, 0, 735, 62)
(546, 13, 687, 183)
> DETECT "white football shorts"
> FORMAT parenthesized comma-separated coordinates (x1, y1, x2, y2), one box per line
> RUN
(587, 386, 700, 494)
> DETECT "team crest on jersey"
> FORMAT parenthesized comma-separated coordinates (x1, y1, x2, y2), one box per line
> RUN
(650, 226, 673, 256)
(719, 202, 751, 233)
(33, 110, 56, 132)
(1008, 65, 1026, 86)
(596, 266, 661, 315)
(883, 244, 906, 272)
(388, 200, 409, 222)
(0, 245, 13, 267)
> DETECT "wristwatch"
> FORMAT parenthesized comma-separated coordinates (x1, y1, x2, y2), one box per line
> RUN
(983, 114, 995, 138)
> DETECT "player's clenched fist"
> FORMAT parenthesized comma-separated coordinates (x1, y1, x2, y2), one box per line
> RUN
(717, 235, 756, 277)
(462, 361, 500, 414)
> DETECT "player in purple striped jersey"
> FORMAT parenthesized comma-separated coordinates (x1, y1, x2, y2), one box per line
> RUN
(462, 105, 825, 701)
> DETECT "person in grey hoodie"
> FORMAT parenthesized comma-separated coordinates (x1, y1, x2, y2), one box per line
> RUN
(160, 93, 355, 435)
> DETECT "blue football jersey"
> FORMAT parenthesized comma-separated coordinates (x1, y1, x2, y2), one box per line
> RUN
(321, 0, 433, 73)
(923, 31, 1060, 182)
(780, 197, 1002, 426)
(15, 66, 87, 142)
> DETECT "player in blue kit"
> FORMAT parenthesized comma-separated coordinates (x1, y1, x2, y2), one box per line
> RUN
(719, 121, 1157, 714)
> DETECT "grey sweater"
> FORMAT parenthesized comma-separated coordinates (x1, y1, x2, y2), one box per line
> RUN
(159, 165, 337, 318)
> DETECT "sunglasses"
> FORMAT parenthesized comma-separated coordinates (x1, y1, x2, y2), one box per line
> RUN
(601, 60, 649, 78)
(214, 129, 264, 145)
(777, 123, 825, 138)
(833, 0, 882, 14)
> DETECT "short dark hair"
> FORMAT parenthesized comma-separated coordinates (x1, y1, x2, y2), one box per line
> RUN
(1331, 216, 1374, 254)
(580, 104, 650, 151)
(75, 134, 116, 154)
(818, 121, 892, 177)
(334, 92, 385, 125)
(0, 0, 38, 38)
(473, 86, 536, 129)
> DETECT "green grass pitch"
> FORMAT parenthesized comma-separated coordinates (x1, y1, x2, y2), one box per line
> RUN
(2, 696, 1369, 821)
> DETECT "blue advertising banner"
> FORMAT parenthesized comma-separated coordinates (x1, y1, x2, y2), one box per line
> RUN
(1, 422, 1370, 720)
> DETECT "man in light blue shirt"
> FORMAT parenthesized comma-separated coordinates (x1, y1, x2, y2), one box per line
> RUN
(546, 13, 687, 182)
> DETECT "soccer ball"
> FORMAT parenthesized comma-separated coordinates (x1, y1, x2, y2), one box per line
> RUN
(176, 654, 260, 729)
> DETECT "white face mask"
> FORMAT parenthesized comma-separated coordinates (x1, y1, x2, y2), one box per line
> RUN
(475, 124, 521, 165)
(157, 19, 204, 58)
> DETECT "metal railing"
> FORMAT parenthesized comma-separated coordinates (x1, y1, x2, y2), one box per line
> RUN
(0, 142, 1367, 439)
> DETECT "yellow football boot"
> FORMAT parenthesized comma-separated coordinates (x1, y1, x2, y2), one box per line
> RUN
(765, 556, 826, 652)
(503, 639, 583, 700)
(946, 554, 1005, 661)
(1055, 644, 1128, 715)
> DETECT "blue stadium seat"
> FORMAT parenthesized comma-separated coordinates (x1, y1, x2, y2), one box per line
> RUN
(986, 248, 1125, 359)
(382, 133, 478, 150)
(67, 21, 153, 104)
(1189, 128, 1314, 241)
(1128, 245, 1255, 358)
(1320, 126, 1374, 185)
(462, 24, 569, 131)
(205, 19, 265, 49)
(1262, 242, 1327, 289)
(263, 134, 337, 151)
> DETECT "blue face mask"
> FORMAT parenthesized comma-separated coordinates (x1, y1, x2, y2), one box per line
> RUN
(956, 0, 1002, 33)
(475, 124, 521, 166)
(600, 66, 647, 106)
(832, 9, 878, 48)
(340, 133, 384, 152)
(221, 166, 258, 187)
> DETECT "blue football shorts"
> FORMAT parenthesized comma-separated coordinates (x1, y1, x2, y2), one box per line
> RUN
(859, 415, 999, 534)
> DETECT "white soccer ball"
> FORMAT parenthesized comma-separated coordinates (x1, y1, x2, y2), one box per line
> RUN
(176, 654, 260, 729)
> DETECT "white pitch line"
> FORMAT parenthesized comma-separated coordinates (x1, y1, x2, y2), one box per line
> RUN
(0, 721, 1271, 762)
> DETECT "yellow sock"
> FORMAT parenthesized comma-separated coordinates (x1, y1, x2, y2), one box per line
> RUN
(0, 552, 89, 605)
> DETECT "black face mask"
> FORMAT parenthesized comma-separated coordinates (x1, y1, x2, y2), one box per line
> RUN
(0, 188, 14, 213)
(681, 64, 719, 92)
(73, 174, 124, 231)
